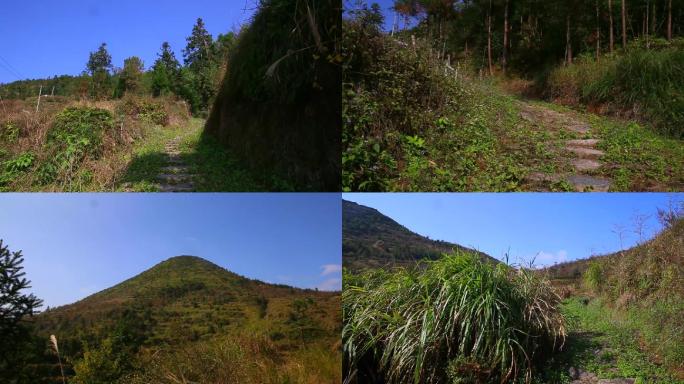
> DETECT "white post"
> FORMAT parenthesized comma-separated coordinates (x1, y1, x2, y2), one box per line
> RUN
(51, 86, 55, 96)
(35, 85, 42, 113)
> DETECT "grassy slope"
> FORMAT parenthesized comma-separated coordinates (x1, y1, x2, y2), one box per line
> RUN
(35, 256, 341, 383)
(342, 24, 683, 191)
(539, 219, 684, 382)
(342, 199, 496, 271)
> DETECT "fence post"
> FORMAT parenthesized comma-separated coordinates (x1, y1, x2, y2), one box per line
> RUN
(35, 85, 42, 113)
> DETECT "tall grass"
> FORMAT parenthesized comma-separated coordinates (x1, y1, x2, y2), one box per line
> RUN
(546, 40, 684, 138)
(343, 251, 566, 384)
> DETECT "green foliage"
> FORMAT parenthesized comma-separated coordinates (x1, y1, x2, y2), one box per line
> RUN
(343, 18, 537, 191)
(38, 106, 114, 185)
(1, 121, 19, 142)
(0, 240, 43, 381)
(343, 251, 566, 383)
(581, 217, 684, 374)
(33, 256, 340, 383)
(115, 56, 145, 97)
(205, 0, 342, 191)
(0, 152, 34, 187)
(87, 43, 113, 99)
(546, 44, 684, 138)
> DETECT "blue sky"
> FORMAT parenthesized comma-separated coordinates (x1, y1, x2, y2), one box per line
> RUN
(343, 193, 681, 267)
(0, 193, 341, 308)
(0, 0, 259, 83)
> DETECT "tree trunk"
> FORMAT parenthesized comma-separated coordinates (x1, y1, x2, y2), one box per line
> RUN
(566, 14, 573, 65)
(621, 0, 627, 48)
(596, 0, 601, 60)
(667, 0, 672, 41)
(488, 1, 493, 75)
(609, 0, 615, 52)
(645, 0, 650, 48)
(503, 0, 510, 75)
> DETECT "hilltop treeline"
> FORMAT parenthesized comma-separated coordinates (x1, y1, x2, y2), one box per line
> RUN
(205, 0, 342, 191)
(0, 18, 235, 115)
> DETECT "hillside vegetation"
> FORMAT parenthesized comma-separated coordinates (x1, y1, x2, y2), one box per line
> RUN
(205, 0, 342, 191)
(343, 200, 495, 270)
(545, 39, 684, 138)
(343, 1, 684, 191)
(24, 256, 341, 383)
(0, 96, 190, 191)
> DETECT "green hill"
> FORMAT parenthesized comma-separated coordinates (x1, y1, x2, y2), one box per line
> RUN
(343, 200, 496, 271)
(30, 256, 341, 383)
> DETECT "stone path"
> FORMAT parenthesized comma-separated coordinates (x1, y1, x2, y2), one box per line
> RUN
(157, 136, 195, 192)
(519, 103, 612, 191)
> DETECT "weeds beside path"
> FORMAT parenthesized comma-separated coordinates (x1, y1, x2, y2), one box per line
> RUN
(117, 118, 264, 191)
(536, 298, 683, 384)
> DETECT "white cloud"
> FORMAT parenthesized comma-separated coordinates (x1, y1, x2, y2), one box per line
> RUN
(533, 250, 568, 268)
(317, 278, 342, 291)
(320, 264, 342, 276)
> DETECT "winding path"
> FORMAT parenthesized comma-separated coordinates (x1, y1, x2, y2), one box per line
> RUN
(519, 102, 612, 191)
(156, 136, 196, 192)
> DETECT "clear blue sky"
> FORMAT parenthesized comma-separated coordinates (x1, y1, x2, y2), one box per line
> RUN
(0, 0, 259, 83)
(0, 193, 341, 308)
(343, 193, 681, 267)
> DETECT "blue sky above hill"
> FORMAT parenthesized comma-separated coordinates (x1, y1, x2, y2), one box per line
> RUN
(0, 0, 259, 83)
(343, 193, 681, 268)
(0, 193, 341, 307)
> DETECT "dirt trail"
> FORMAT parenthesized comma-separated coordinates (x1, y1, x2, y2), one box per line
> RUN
(518, 102, 612, 191)
(156, 136, 196, 192)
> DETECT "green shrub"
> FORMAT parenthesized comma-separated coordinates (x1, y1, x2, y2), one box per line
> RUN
(0, 152, 34, 187)
(546, 44, 684, 138)
(343, 252, 566, 383)
(116, 98, 169, 126)
(40, 106, 114, 185)
(1, 121, 19, 142)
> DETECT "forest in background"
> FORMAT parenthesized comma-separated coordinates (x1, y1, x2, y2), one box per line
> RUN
(342, 0, 683, 192)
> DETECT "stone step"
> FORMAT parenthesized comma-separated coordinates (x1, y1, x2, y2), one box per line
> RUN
(157, 174, 194, 184)
(566, 139, 600, 147)
(158, 184, 194, 192)
(567, 122, 591, 134)
(568, 174, 611, 192)
(566, 146, 605, 158)
(571, 158, 601, 172)
(160, 165, 192, 174)
(525, 172, 562, 183)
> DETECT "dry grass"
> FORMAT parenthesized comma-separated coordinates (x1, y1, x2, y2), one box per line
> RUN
(0, 96, 190, 191)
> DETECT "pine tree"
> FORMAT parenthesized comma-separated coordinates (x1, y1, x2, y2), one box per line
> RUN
(151, 42, 181, 97)
(86, 43, 113, 99)
(183, 18, 218, 113)
(0, 240, 43, 380)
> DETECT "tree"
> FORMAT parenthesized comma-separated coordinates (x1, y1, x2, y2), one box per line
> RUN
(502, 0, 510, 75)
(116, 56, 144, 97)
(0, 240, 43, 381)
(86, 43, 113, 99)
(183, 18, 219, 113)
(609, 0, 615, 52)
(667, 0, 672, 40)
(151, 42, 181, 97)
(621, 0, 627, 47)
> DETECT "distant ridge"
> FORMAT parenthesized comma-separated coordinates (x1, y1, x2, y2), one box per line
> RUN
(343, 200, 497, 271)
